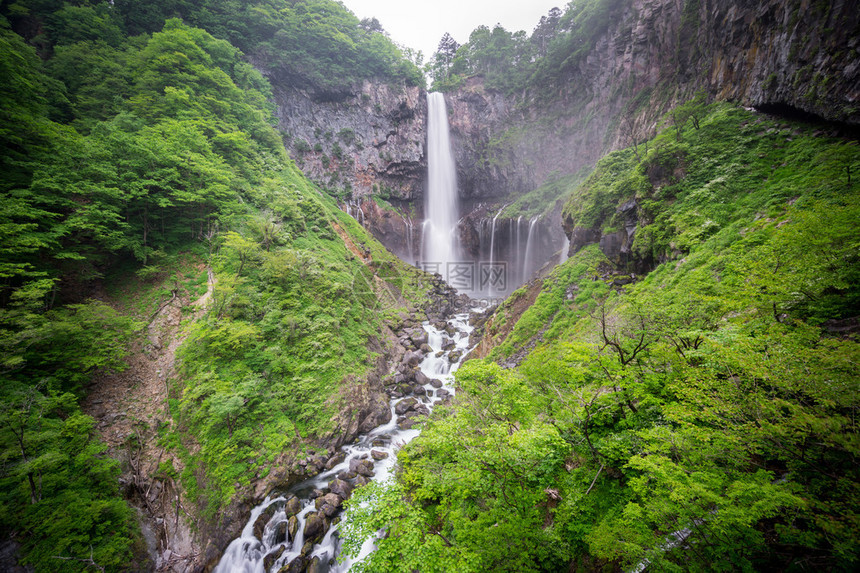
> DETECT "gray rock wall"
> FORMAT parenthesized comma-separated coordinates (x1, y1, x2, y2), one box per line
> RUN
(255, 0, 858, 268)
(266, 77, 428, 201)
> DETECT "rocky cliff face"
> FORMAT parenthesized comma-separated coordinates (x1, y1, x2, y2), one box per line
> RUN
(254, 0, 858, 273)
(440, 0, 859, 262)
(264, 75, 428, 202)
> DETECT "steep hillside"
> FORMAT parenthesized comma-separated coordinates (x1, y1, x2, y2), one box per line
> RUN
(443, 0, 859, 202)
(0, 4, 441, 571)
(341, 103, 860, 571)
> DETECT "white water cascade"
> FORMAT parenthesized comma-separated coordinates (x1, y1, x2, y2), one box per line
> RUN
(521, 216, 539, 281)
(421, 92, 460, 277)
(213, 315, 475, 573)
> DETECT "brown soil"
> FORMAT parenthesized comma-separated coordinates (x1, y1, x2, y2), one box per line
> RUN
(331, 221, 371, 263)
(82, 267, 215, 572)
(470, 277, 543, 360)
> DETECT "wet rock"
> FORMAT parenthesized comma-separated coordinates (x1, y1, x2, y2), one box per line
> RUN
(420, 343, 433, 353)
(279, 555, 305, 573)
(409, 329, 429, 347)
(307, 556, 324, 573)
(320, 493, 343, 517)
(355, 475, 371, 486)
(288, 515, 299, 540)
(436, 388, 450, 398)
(337, 469, 357, 480)
(448, 350, 462, 363)
(445, 325, 456, 336)
(412, 385, 426, 396)
(395, 384, 412, 396)
(442, 339, 456, 351)
(433, 320, 447, 330)
(253, 505, 275, 541)
(371, 449, 389, 460)
(414, 371, 428, 385)
(264, 546, 285, 570)
(328, 478, 354, 499)
(399, 417, 417, 430)
(274, 520, 288, 544)
(349, 458, 375, 477)
(325, 451, 346, 470)
(303, 511, 325, 540)
(429, 378, 443, 388)
(358, 400, 392, 433)
(309, 489, 325, 500)
(395, 397, 417, 416)
(403, 351, 422, 367)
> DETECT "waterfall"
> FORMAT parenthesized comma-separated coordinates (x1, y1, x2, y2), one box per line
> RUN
(345, 200, 364, 227)
(422, 92, 459, 279)
(487, 206, 505, 294)
(559, 237, 570, 264)
(522, 217, 539, 281)
(515, 216, 523, 286)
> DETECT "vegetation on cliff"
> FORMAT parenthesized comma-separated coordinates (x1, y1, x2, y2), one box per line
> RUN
(343, 104, 860, 571)
(429, 0, 625, 94)
(0, 1, 429, 569)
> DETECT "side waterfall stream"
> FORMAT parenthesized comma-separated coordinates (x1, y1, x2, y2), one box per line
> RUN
(214, 312, 475, 572)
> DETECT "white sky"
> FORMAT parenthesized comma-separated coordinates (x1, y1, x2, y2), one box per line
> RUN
(339, 0, 567, 63)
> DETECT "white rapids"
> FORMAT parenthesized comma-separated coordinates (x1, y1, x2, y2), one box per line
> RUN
(214, 312, 476, 572)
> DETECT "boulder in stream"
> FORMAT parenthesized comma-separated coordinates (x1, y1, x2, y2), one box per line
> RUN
(303, 511, 325, 541)
(394, 397, 417, 416)
(274, 521, 287, 544)
(349, 458, 375, 477)
(328, 477, 354, 499)
(278, 555, 305, 573)
(252, 505, 275, 541)
(324, 451, 346, 470)
(264, 546, 285, 571)
(284, 495, 302, 518)
(307, 556, 324, 573)
(319, 493, 343, 517)
(371, 449, 389, 460)
(288, 515, 299, 541)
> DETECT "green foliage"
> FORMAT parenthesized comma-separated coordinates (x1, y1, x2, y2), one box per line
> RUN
(430, 0, 628, 94)
(0, 1, 435, 563)
(112, 0, 424, 90)
(0, 386, 142, 572)
(500, 169, 592, 219)
(343, 104, 860, 571)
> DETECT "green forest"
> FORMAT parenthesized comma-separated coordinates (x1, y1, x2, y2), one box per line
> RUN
(1, 1, 428, 570)
(1, 0, 858, 572)
(342, 103, 860, 572)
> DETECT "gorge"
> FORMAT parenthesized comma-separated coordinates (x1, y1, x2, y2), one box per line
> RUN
(0, 1, 858, 573)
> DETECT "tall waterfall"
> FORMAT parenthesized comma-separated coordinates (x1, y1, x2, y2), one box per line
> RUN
(522, 216, 539, 281)
(422, 92, 459, 276)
